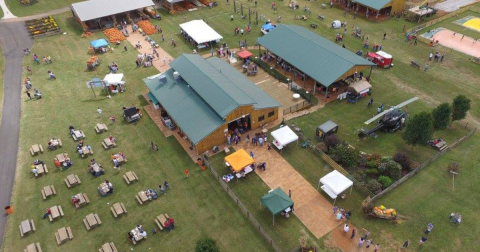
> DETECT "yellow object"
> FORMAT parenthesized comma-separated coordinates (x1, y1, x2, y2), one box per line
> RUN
(463, 18, 480, 32)
(224, 149, 255, 173)
(380, 205, 385, 210)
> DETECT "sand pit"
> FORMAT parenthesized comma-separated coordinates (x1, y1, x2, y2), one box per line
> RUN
(421, 28, 480, 58)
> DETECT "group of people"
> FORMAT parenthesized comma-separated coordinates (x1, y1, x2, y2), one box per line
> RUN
(54, 152, 72, 169)
(135, 52, 155, 68)
(76, 140, 93, 157)
(128, 225, 148, 242)
(108, 62, 119, 73)
(450, 212, 462, 225)
(334, 206, 352, 221)
(144, 189, 158, 200)
(89, 159, 105, 177)
(428, 52, 445, 62)
(30, 159, 44, 175)
(24, 78, 42, 100)
(111, 152, 126, 169)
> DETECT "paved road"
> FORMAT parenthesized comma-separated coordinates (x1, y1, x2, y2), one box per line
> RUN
(0, 21, 33, 248)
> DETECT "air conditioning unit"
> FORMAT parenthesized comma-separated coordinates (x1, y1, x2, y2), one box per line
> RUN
(173, 71, 181, 81)
(158, 74, 167, 84)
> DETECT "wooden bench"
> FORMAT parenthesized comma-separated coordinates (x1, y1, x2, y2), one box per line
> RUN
(135, 195, 143, 205)
(99, 242, 118, 252)
(24, 242, 42, 252)
(123, 171, 139, 184)
(110, 203, 127, 218)
(74, 193, 90, 208)
(102, 142, 109, 149)
(19, 219, 35, 237)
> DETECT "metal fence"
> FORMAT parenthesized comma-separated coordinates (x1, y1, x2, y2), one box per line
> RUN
(203, 155, 283, 252)
(370, 127, 476, 202)
(283, 101, 312, 116)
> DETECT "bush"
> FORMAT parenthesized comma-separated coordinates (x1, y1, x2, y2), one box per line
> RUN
(324, 134, 341, 150)
(195, 238, 220, 252)
(353, 171, 366, 182)
(365, 168, 379, 175)
(409, 161, 420, 170)
(447, 162, 460, 174)
(367, 160, 378, 169)
(316, 142, 328, 153)
(379, 159, 402, 180)
(331, 143, 358, 169)
(393, 152, 411, 171)
(367, 179, 382, 194)
(378, 175, 393, 188)
(377, 163, 387, 173)
(370, 153, 382, 162)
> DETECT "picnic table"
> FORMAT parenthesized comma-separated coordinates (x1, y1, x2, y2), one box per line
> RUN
(73, 193, 90, 208)
(72, 130, 85, 141)
(235, 165, 254, 181)
(135, 191, 149, 205)
(55, 227, 73, 244)
(129, 226, 146, 245)
(102, 138, 116, 149)
(49, 205, 64, 222)
(95, 123, 108, 133)
(98, 182, 110, 196)
(123, 171, 139, 184)
(30, 144, 44, 155)
(24, 243, 42, 252)
(34, 164, 48, 177)
(65, 174, 81, 188)
(83, 213, 102, 230)
(48, 138, 62, 150)
(80, 146, 93, 157)
(19, 219, 35, 236)
(110, 202, 128, 218)
(41, 185, 56, 199)
(112, 153, 126, 163)
(56, 153, 67, 163)
(99, 242, 118, 252)
(154, 213, 170, 231)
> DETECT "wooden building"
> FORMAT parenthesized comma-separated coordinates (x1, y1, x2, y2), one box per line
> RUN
(144, 54, 281, 155)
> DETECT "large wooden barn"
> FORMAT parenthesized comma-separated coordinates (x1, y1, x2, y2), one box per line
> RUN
(144, 54, 281, 155)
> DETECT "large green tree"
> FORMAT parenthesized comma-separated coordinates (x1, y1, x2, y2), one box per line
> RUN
(402, 112, 434, 147)
(451, 95, 471, 123)
(432, 103, 452, 130)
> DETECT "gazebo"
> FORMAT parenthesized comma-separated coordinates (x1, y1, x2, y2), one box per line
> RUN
(317, 170, 353, 204)
(271, 126, 298, 152)
(224, 149, 254, 173)
(179, 20, 223, 49)
(261, 187, 294, 225)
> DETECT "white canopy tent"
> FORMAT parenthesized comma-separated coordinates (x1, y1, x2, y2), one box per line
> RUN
(179, 20, 223, 45)
(271, 126, 298, 152)
(318, 170, 353, 204)
(103, 73, 126, 93)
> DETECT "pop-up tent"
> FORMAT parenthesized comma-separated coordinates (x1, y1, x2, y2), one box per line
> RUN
(179, 20, 223, 45)
(271, 126, 298, 152)
(261, 23, 276, 34)
(224, 149, 254, 173)
(237, 50, 253, 59)
(90, 39, 109, 49)
(348, 80, 372, 95)
(104, 73, 125, 93)
(318, 170, 353, 204)
(261, 187, 294, 225)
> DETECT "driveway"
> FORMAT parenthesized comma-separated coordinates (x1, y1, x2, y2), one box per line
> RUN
(0, 21, 33, 248)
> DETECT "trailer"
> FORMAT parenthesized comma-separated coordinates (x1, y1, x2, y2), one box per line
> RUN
(367, 51, 393, 68)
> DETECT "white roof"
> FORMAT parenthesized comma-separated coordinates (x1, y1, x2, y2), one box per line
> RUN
(376, 51, 392, 59)
(179, 20, 223, 44)
(271, 126, 298, 147)
(320, 170, 353, 197)
(104, 73, 124, 85)
(71, 0, 154, 22)
(349, 80, 372, 93)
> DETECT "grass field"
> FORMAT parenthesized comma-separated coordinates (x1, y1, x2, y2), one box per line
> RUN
(1, 12, 272, 252)
(3, 1, 480, 252)
(5, 0, 80, 17)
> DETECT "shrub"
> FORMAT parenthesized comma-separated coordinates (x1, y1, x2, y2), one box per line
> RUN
(447, 162, 460, 174)
(370, 153, 382, 161)
(379, 159, 402, 180)
(409, 161, 420, 170)
(331, 143, 358, 169)
(324, 134, 341, 150)
(367, 160, 378, 169)
(393, 152, 411, 171)
(366, 168, 379, 175)
(195, 238, 220, 252)
(378, 175, 393, 188)
(367, 179, 382, 194)
(357, 156, 368, 167)
(377, 163, 387, 173)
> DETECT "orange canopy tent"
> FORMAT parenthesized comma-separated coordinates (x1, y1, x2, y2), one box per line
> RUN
(224, 149, 254, 172)
(237, 50, 253, 59)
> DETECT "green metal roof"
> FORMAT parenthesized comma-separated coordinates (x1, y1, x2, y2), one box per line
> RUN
(257, 25, 375, 87)
(353, 0, 391, 10)
(170, 54, 255, 118)
(206, 57, 281, 110)
(261, 187, 294, 215)
(144, 70, 224, 145)
(144, 55, 280, 145)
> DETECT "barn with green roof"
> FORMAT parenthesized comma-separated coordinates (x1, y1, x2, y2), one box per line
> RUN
(144, 54, 281, 155)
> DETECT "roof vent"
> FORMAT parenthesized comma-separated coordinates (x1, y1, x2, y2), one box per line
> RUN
(158, 75, 167, 84)
(173, 71, 181, 82)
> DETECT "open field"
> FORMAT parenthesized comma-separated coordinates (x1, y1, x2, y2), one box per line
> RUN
(1, 12, 272, 252)
(4, 0, 80, 17)
(2, 1, 480, 252)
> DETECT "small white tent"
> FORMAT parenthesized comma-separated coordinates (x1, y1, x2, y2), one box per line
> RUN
(318, 170, 353, 204)
(103, 73, 125, 93)
(271, 126, 298, 151)
(179, 20, 223, 46)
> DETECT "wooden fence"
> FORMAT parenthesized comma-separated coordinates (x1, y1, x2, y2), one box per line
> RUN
(283, 101, 312, 116)
(370, 127, 476, 202)
(203, 155, 283, 252)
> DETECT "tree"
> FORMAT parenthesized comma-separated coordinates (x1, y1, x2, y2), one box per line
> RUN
(331, 143, 358, 169)
(432, 103, 451, 130)
(393, 152, 411, 171)
(195, 238, 220, 252)
(402, 112, 434, 147)
(324, 134, 341, 151)
(451, 95, 471, 123)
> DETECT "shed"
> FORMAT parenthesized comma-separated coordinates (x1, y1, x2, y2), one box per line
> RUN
(317, 170, 353, 204)
(224, 149, 255, 173)
(261, 187, 294, 225)
(316, 120, 338, 140)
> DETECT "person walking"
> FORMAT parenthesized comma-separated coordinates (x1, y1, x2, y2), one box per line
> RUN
(333, 206, 338, 215)
(383, 32, 387, 40)
(419, 236, 427, 245)
(110, 115, 116, 124)
(424, 64, 429, 72)
(184, 169, 189, 178)
(402, 25, 406, 32)
(362, 228, 370, 240)
(124, 44, 127, 51)
(374, 243, 380, 252)
(26, 91, 32, 100)
(288, 190, 292, 198)
(366, 239, 372, 248)
(97, 108, 103, 118)
(162, 34, 165, 42)
(402, 239, 410, 248)
(358, 237, 365, 248)
(250, 151, 254, 159)
(350, 228, 356, 239)
(440, 54, 445, 62)
(164, 181, 170, 190)
(159, 185, 166, 195)
(163, 56, 166, 65)
(461, 34, 464, 40)
(429, 52, 433, 61)
(425, 223, 434, 235)
(343, 224, 349, 233)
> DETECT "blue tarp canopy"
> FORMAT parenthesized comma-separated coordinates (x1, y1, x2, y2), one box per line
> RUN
(262, 23, 275, 31)
(90, 39, 109, 49)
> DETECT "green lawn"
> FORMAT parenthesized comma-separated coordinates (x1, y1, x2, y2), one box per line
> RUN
(1, 12, 272, 252)
(0, 5, 4, 18)
(5, 0, 80, 17)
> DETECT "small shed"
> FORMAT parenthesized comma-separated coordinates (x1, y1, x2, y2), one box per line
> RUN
(316, 120, 338, 141)
(317, 170, 353, 204)
(224, 149, 255, 173)
(261, 187, 294, 225)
